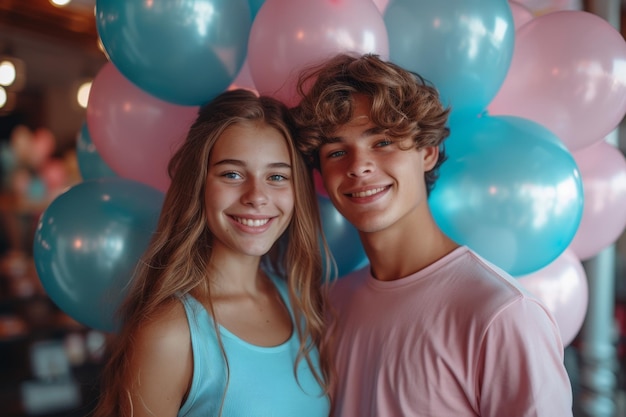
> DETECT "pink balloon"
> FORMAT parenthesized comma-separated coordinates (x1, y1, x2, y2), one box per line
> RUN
(372, 0, 390, 13)
(86, 63, 199, 192)
(248, 0, 389, 106)
(228, 59, 258, 94)
(509, 1, 534, 30)
(31, 128, 56, 168)
(39, 158, 69, 195)
(517, 249, 588, 346)
(514, 0, 578, 15)
(569, 141, 626, 260)
(313, 169, 329, 198)
(488, 11, 626, 151)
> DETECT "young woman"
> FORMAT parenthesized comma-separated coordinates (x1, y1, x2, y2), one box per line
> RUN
(92, 89, 332, 417)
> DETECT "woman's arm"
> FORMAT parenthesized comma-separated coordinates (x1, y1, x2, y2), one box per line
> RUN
(126, 302, 193, 417)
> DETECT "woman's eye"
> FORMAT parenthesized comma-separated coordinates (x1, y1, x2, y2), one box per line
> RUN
(268, 174, 288, 182)
(223, 171, 242, 180)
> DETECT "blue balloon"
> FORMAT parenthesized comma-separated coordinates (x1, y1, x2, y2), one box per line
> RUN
(96, 0, 252, 105)
(318, 196, 369, 278)
(248, 0, 264, 18)
(384, 0, 514, 118)
(27, 177, 47, 202)
(76, 122, 118, 181)
(33, 178, 164, 332)
(429, 115, 584, 276)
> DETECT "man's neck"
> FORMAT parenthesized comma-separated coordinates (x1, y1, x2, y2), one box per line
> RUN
(360, 215, 459, 282)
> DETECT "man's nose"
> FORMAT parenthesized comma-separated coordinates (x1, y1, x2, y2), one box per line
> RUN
(347, 151, 375, 178)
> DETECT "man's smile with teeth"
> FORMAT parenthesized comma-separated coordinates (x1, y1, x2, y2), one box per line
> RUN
(233, 217, 270, 227)
(350, 187, 386, 198)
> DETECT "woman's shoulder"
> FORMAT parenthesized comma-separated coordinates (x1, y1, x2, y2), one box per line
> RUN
(125, 299, 193, 413)
(133, 299, 191, 360)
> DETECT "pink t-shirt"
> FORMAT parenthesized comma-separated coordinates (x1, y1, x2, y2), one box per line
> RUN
(328, 246, 573, 417)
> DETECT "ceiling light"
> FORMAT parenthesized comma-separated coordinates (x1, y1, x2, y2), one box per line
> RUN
(0, 60, 16, 86)
(50, 0, 72, 7)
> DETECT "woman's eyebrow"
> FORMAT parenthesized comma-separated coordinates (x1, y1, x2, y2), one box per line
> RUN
(212, 159, 291, 169)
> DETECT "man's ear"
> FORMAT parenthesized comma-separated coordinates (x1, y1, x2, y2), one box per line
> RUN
(422, 146, 439, 171)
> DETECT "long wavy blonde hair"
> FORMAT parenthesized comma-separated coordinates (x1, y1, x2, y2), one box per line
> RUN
(92, 89, 333, 416)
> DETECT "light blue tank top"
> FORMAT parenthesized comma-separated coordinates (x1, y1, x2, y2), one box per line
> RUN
(177, 275, 330, 417)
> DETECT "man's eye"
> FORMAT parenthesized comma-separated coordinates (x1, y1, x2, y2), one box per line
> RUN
(375, 139, 393, 147)
(327, 150, 346, 158)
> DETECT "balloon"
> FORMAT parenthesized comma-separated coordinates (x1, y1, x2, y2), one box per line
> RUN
(318, 195, 369, 278)
(430, 115, 584, 276)
(509, 1, 534, 29)
(228, 59, 258, 94)
(26, 176, 46, 202)
(517, 249, 588, 346)
(569, 141, 626, 261)
(38, 158, 68, 196)
(248, 0, 265, 17)
(247, 0, 389, 106)
(488, 11, 626, 151)
(0, 141, 17, 175)
(514, 0, 580, 15)
(30, 128, 56, 169)
(313, 169, 329, 198)
(10, 125, 56, 169)
(76, 122, 117, 181)
(384, 0, 515, 118)
(33, 178, 164, 332)
(372, 0, 390, 13)
(95, 0, 252, 105)
(87, 62, 198, 192)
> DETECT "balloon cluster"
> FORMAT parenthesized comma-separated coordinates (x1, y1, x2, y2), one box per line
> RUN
(32, 0, 626, 344)
(2, 126, 76, 205)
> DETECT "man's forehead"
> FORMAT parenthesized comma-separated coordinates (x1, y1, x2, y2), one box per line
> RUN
(324, 94, 379, 140)
(342, 94, 372, 127)
(347, 114, 370, 126)
(352, 94, 372, 118)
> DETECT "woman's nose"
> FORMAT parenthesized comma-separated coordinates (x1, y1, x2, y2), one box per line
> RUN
(241, 179, 268, 206)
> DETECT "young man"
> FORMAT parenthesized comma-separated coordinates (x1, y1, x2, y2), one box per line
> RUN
(292, 53, 573, 417)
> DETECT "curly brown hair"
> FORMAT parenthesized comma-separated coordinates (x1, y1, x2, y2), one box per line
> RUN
(291, 53, 451, 194)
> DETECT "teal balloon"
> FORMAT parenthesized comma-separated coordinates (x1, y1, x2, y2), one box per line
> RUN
(430, 115, 584, 276)
(95, 0, 252, 105)
(33, 178, 164, 332)
(76, 122, 118, 181)
(318, 196, 369, 278)
(248, 0, 264, 18)
(384, 0, 514, 117)
(27, 178, 46, 202)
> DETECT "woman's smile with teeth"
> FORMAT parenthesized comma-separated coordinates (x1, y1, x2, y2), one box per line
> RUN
(350, 187, 386, 198)
(234, 217, 270, 227)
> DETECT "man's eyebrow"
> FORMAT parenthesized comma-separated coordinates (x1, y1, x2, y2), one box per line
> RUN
(323, 136, 342, 145)
(324, 127, 385, 144)
(364, 126, 386, 136)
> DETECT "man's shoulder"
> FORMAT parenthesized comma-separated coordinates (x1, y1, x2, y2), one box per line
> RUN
(437, 247, 536, 308)
(329, 265, 370, 294)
